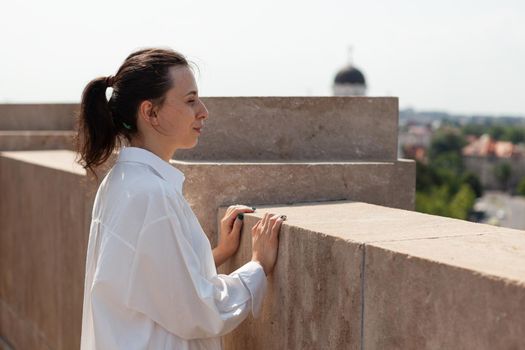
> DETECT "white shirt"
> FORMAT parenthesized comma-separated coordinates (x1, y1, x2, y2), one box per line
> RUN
(80, 147, 267, 350)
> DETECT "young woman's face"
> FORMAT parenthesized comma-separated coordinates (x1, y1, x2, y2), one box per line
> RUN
(153, 66, 208, 149)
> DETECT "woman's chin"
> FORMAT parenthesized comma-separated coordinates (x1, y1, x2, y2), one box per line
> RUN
(180, 139, 199, 150)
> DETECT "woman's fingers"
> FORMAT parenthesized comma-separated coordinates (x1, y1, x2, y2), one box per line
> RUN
(271, 217, 284, 241)
(223, 206, 255, 226)
(252, 219, 262, 234)
(267, 214, 280, 234)
(262, 212, 274, 232)
(250, 212, 285, 240)
(255, 213, 285, 233)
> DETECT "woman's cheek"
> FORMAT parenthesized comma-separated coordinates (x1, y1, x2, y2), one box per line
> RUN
(155, 117, 176, 137)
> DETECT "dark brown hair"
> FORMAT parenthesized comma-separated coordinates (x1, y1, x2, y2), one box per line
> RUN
(75, 48, 189, 177)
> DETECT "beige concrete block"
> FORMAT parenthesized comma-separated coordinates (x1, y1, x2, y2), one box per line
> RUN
(0, 98, 400, 161)
(219, 210, 362, 350)
(364, 231, 525, 349)
(0, 104, 78, 130)
(175, 97, 399, 161)
(0, 97, 398, 161)
(0, 151, 415, 247)
(217, 201, 495, 244)
(392, 158, 416, 210)
(218, 202, 525, 350)
(177, 160, 415, 246)
(0, 150, 85, 175)
(0, 131, 76, 151)
(0, 154, 93, 349)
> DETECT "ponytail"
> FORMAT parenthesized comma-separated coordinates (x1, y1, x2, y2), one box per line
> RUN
(75, 76, 120, 178)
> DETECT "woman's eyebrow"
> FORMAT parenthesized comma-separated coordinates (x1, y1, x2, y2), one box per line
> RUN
(185, 91, 197, 96)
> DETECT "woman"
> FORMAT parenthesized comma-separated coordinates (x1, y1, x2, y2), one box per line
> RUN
(76, 48, 284, 349)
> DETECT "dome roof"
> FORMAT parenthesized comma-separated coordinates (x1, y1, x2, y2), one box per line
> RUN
(334, 65, 366, 85)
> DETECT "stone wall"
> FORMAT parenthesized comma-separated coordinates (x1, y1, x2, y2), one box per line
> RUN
(0, 98, 399, 161)
(219, 202, 525, 349)
(0, 151, 93, 350)
(1, 152, 523, 349)
(0, 99, 415, 247)
(0, 98, 420, 349)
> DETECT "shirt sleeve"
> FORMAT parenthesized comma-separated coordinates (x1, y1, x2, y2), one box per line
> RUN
(123, 206, 267, 340)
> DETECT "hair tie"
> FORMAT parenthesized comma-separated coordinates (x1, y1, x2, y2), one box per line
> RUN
(105, 75, 115, 88)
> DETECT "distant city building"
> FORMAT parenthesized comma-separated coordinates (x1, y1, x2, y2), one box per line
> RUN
(398, 124, 433, 162)
(462, 134, 525, 190)
(462, 134, 525, 159)
(333, 47, 367, 96)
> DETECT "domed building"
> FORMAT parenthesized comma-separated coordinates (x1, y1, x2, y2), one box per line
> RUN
(333, 48, 367, 96)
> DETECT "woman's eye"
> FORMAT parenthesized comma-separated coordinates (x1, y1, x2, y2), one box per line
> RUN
(187, 100, 195, 104)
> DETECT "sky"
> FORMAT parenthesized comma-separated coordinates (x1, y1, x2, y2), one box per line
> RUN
(1, 0, 524, 116)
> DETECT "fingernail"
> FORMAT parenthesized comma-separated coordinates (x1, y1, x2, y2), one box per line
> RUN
(280, 215, 287, 220)
(251, 207, 256, 211)
(237, 213, 244, 220)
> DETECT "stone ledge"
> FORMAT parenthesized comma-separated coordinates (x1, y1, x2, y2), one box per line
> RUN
(0, 104, 78, 130)
(0, 97, 400, 161)
(0, 154, 93, 349)
(219, 201, 525, 349)
(176, 97, 399, 161)
(0, 150, 415, 247)
(176, 159, 414, 246)
(0, 150, 85, 175)
(0, 131, 76, 151)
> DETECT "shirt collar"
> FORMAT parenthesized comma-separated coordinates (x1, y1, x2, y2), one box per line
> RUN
(116, 146, 185, 193)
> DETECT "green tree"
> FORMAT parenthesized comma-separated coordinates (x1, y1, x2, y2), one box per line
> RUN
(416, 160, 441, 192)
(416, 185, 451, 216)
(461, 124, 485, 137)
(517, 177, 525, 196)
(429, 129, 467, 161)
(493, 162, 512, 191)
(431, 152, 464, 176)
(415, 128, 480, 221)
(488, 125, 506, 140)
(461, 172, 483, 198)
(504, 127, 525, 144)
(448, 184, 476, 220)
(416, 183, 476, 220)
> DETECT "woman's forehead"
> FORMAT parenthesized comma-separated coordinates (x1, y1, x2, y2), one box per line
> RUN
(168, 66, 198, 96)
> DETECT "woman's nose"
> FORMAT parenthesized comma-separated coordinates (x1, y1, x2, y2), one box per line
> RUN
(199, 101, 209, 120)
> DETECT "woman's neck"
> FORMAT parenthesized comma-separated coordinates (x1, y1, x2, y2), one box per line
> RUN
(130, 137, 176, 162)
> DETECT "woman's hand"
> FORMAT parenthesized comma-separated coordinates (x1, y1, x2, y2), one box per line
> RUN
(215, 205, 255, 265)
(251, 213, 285, 276)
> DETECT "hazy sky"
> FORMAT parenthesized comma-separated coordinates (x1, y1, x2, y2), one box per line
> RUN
(1, 0, 524, 116)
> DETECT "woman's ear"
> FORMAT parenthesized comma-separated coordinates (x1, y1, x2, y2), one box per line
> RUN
(137, 100, 159, 126)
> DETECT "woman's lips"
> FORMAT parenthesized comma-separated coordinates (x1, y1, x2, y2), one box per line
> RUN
(193, 127, 202, 134)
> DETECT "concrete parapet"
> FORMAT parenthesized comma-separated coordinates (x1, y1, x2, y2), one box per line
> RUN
(0, 149, 415, 245)
(176, 159, 414, 246)
(176, 97, 399, 161)
(0, 149, 415, 349)
(0, 131, 76, 151)
(3, 151, 522, 349)
(0, 91, 413, 349)
(219, 201, 525, 350)
(0, 151, 90, 350)
(219, 209, 363, 349)
(0, 104, 78, 130)
(364, 231, 525, 349)
(0, 97, 399, 161)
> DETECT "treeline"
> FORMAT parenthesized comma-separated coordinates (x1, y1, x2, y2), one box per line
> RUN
(416, 128, 481, 219)
(445, 121, 525, 143)
(415, 123, 525, 220)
